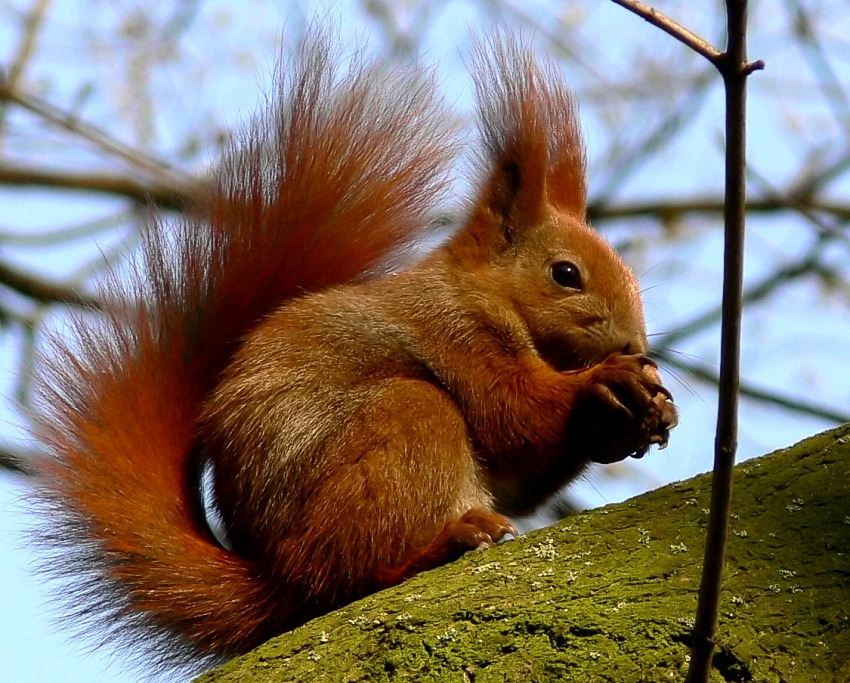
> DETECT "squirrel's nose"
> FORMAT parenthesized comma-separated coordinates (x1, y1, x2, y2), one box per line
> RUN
(622, 341, 644, 355)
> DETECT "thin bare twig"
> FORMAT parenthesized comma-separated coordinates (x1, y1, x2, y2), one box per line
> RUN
(609, 0, 723, 64)
(0, 444, 32, 475)
(611, 0, 764, 75)
(0, 0, 53, 146)
(590, 195, 850, 223)
(658, 353, 850, 425)
(686, 1, 757, 679)
(0, 162, 196, 210)
(0, 260, 101, 309)
(611, 1, 763, 679)
(0, 78, 191, 187)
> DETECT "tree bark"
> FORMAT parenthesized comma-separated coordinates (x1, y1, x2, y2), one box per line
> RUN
(197, 424, 850, 682)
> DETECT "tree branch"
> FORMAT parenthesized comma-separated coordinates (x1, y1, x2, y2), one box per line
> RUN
(658, 352, 850, 425)
(589, 195, 850, 223)
(0, 0, 52, 146)
(609, 0, 723, 64)
(687, 2, 756, 678)
(0, 78, 193, 187)
(0, 444, 33, 475)
(0, 260, 101, 309)
(0, 162, 195, 211)
(199, 425, 850, 682)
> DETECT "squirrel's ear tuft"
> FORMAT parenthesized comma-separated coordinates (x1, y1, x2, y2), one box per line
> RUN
(471, 35, 587, 238)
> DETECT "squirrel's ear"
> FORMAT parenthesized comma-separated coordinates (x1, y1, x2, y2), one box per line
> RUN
(470, 35, 586, 244)
(478, 138, 547, 245)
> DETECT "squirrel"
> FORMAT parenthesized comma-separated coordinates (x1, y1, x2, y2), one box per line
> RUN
(32, 31, 677, 673)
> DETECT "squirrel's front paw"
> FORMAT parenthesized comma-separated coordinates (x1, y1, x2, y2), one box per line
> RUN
(641, 362, 678, 452)
(576, 353, 677, 463)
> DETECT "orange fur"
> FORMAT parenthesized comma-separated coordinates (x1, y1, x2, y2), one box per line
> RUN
(33, 32, 676, 674)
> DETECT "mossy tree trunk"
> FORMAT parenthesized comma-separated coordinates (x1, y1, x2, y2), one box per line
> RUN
(198, 425, 850, 683)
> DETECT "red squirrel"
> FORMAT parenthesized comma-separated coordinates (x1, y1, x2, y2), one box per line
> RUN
(33, 32, 677, 671)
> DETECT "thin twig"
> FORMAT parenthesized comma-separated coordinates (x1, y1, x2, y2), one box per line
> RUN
(0, 0, 53, 147)
(685, 1, 756, 680)
(0, 260, 101, 309)
(611, 0, 764, 74)
(658, 353, 850, 425)
(0, 444, 32, 475)
(611, 1, 763, 679)
(609, 0, 723, 64)
(655, 240, 831, 351)
(0, 162, 195, 211)
(0, 79, 191, 187)
(590, 195, 850, 223)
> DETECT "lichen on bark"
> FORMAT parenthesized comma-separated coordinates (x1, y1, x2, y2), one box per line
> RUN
(197, 424, 850, 682)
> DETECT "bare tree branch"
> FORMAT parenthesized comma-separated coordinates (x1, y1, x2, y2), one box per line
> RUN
(655, 239, 833, 351)
(0, 260, 100, 309)
(0, 78, 192, 186)
(687, 1, 759, 678)
(0, 444, 33, 475)
(610, 0, 723, 64)
(590, 195, 850, 223)
(0, 0, 52, 146)
(658, 352, 850, 425)
(0, 162, 195, 210)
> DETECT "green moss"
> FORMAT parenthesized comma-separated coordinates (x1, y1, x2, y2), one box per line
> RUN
(197, 424, 850, 683)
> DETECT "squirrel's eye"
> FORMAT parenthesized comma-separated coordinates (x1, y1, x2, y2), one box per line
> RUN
(550, 261, 582, 290)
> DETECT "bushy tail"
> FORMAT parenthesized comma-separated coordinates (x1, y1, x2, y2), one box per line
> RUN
(33, 30, 453, 671)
